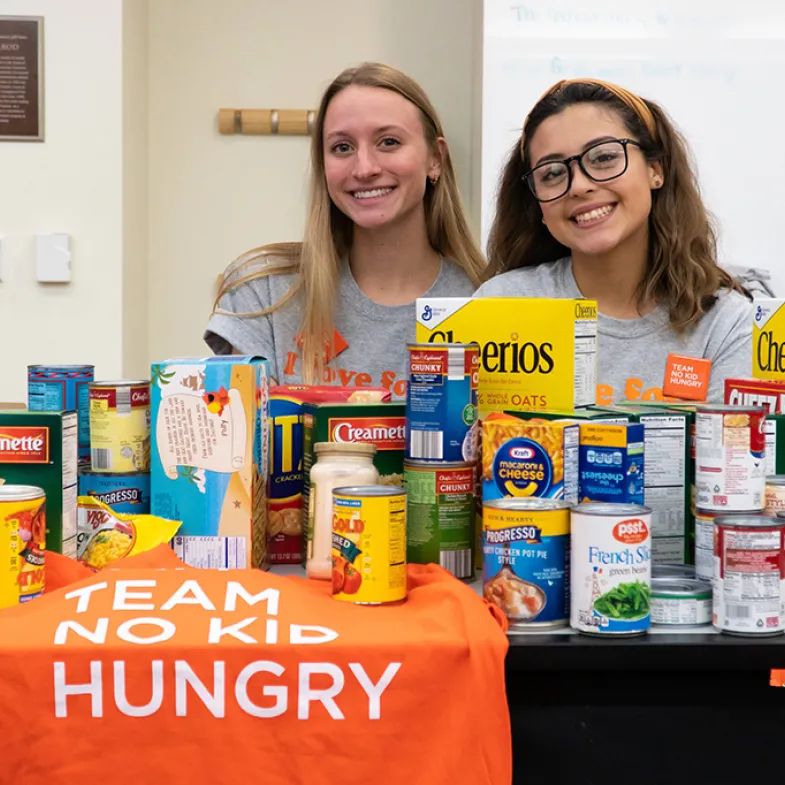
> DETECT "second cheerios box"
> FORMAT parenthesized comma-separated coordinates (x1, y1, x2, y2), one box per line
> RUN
(481, 413, 579, 503)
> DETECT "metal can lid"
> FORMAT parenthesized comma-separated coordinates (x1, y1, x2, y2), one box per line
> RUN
(571, 502, 652, 516)
(78, 468, 149, 478)
(89, 380, 150, 388)
(767, 475, 785, 486)
(28, 364, 94, 371)
(697, 404, 766, 415)
(652, 564, 696, 579)
(715, 514, 784, 528)
(333, 485, 405, 498)
(404, 459, 475, 470)
(695, 508, 761, 521)
(483, 497, 571, 512)
(315, 442, 377, 458)
(0, 484, 46, 501)
(406, 342, 480, 351)
(651, 578, 712, 599)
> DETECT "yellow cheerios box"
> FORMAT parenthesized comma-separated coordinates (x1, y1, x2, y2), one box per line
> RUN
(416, 297, 598, 416)
(753, 299, 785, 379)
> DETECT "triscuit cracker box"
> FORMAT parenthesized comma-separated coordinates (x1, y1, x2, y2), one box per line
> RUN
(416, 297, 598, 416)
(150, 356, 269, 569)
(753, 299, 785, 379)
(481, 412, 579, 503)
(578, 422, 645, 505)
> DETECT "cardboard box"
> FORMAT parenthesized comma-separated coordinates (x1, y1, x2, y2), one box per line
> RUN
(765, 414, 785, 475)
(753, 299, 785, 379)
(578, 422, 645, 505)
(0, 410, 78, 556)
(724, 377, 785, 413)
(150, 356, 269, 569)
(268, 386, 391, 565)
(415, 297, 598, 416)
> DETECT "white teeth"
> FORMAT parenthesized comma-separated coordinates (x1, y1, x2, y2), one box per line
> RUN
(353, 188, 393, 199)
(574, 204, 614, 223)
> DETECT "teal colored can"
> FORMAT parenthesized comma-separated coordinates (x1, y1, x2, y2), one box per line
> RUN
(78, 469, 150, 515)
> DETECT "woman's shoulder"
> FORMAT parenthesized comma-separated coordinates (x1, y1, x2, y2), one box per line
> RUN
(475, 258, 570, 297)
(217, 245, 301, 308)
(433, 258, 479, 296)
(708, 287, 755, 324)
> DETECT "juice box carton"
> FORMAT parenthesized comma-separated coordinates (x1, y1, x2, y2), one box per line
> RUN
(0, 410, 78, 556)
(612, 402, 693, 564)
(268, 385, 391, 565)
(753, 299, 785, 379)
(302, 401, 405, 562)
(578, 422, 645, 505)
(480, 412, 579, 503)
(415, 297, 598, 416)
(150, 356, 269, 569)
(725, 377, 785, 413)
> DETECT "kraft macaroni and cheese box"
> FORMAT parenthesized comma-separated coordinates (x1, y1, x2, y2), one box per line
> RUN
(0, 410, 78, 556)
(578, 422, 645, 505)
(150, 356, 269, 570)
(415, 297, 598, 416)
(481, 412, 579, 503)
(268, 386, 391, 565)
(753, 299, 785, 379)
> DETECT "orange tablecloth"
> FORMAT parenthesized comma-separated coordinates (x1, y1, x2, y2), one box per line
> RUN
(0, 552, 511, 784)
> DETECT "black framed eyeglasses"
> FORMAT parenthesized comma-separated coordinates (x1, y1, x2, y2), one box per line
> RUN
(522, 138, 642, 202)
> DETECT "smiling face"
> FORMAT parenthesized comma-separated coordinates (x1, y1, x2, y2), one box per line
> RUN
(322, 85, 442, 231)
(527, 103, 662, 259)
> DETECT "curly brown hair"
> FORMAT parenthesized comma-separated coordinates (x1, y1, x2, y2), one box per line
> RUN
(485, 79, 748, 330)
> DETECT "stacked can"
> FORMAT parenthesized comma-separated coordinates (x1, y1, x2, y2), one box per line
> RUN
(28, 364, 94, 463)
(403, 342, 479, 580)
(693, 405, 785, 636)
(79, 380, 152, 515)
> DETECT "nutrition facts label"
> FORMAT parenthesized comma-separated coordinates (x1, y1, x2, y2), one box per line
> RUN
(574, 320, 598, 408)
(173, 535, 247, 570)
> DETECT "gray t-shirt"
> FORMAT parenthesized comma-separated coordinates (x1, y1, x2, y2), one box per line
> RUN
(205, 257, 476, 396)
(474, 257, 753, 404)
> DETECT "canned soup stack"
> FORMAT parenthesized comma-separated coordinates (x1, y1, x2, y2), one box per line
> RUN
(694, 405, 785, 637)
(403, 343, 480, 581)
(80, 380, 152, 515)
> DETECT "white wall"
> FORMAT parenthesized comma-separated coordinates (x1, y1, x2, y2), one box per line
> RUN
(147, 0, 481, 362)
(0, 0, 131, 401)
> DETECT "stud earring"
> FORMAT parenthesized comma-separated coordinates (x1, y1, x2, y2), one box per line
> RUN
(429, 175, 439, 186)
(653, 177, 662, 187)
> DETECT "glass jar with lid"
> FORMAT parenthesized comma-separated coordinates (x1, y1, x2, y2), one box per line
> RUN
(306, 442, 379, 580)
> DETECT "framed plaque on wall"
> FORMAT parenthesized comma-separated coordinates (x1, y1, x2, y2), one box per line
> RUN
(0, 16, 44, 141)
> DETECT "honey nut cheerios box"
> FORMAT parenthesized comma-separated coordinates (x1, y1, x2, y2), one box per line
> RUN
(415, 297, 598, 417)
(268, 385, 391, 565)
(753, 299, 785, 380)
(150, 356, 269, 570)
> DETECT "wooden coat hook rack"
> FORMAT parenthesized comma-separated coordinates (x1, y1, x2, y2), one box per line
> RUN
(218, 108, 316, 136)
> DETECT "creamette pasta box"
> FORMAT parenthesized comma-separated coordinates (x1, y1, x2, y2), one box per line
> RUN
(415, 297, 598, 416)
(150, 356, 269, 570)
(301, 401, 405, 561)
(753, 299, 785, 379)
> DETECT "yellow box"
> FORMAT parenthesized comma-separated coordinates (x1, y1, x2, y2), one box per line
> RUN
(416, 297, 598, 416)
(753, 299, 785, 379)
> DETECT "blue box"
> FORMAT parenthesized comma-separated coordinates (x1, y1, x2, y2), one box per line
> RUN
(578, 422, 645, 505)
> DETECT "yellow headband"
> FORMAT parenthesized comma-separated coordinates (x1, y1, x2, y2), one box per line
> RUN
(520, 78, 658, 155)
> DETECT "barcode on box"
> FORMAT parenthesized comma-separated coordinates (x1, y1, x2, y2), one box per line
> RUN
(91, 448, 112, 470)
(409, 430, 443, 460)
(440, 549, 472, 579)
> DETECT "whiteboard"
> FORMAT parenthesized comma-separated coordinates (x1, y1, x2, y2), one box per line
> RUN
(481, 0, 785, 295)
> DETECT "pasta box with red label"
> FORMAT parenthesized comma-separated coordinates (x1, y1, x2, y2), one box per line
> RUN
(268, 386, 391, 565)
(301, 401, 406, 562)
(724, 377, 785, 414)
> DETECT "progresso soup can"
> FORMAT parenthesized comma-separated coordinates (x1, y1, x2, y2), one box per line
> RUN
(405, 343, 479, 463)
(570, 502, 652, 637)
(78, 468, 150, 515)
(695, 405, 766, 512)
(482, 497, 570, 631)
(0, 485, 46, 608)
(28, 364, 94, 463)
(88, 380, 151, 473)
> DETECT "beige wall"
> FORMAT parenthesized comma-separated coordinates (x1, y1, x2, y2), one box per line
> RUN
(147, 0, 481, 363)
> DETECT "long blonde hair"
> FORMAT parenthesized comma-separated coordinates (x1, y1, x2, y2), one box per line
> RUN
(486, 78, 747, 330)
(213, 62, 485, 382)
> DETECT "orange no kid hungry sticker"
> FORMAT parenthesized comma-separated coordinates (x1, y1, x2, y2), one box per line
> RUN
(662, 354, 712, 401)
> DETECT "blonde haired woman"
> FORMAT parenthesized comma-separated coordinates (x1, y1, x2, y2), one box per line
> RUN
(205, 62, 485, 397)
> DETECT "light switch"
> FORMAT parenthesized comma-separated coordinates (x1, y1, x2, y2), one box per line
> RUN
(36, 233, 71, 283)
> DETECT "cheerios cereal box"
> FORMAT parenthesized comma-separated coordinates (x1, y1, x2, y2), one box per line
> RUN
(753, 299, 785, 379)
(416, 297, 598, 416)
(268, 386, 391, 565)
(480, 412, 579, 503)
(150, 356, 269, 570)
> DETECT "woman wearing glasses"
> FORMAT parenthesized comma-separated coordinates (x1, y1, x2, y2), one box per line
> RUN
(475, 78, 752, 404)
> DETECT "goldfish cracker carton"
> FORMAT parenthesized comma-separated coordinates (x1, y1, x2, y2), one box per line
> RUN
(268, 385, 391, 564)
(301, 401, 406, 561)
(753, 299, 785, 379)
(150, 356, 269, 569)
(578, 422, 645, 505)
(416, 297, 598, 416)
(481, 413, 579, 503)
